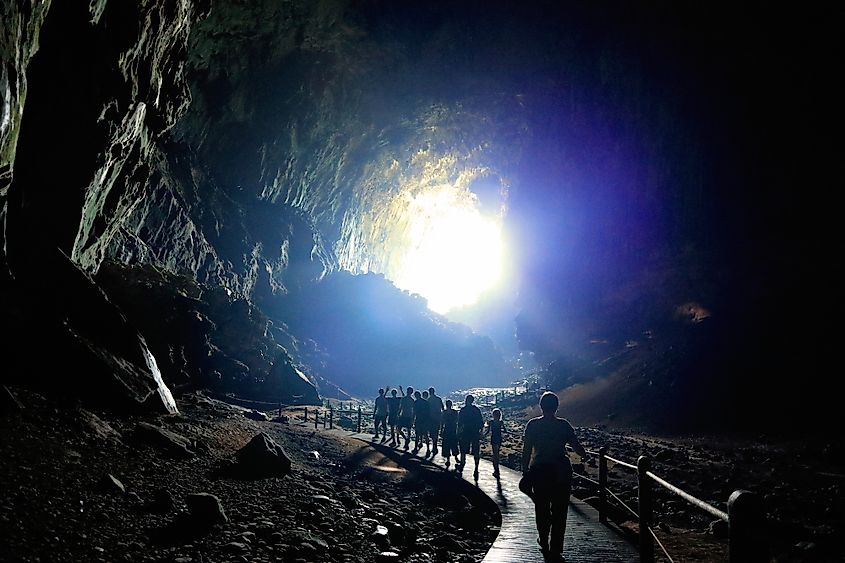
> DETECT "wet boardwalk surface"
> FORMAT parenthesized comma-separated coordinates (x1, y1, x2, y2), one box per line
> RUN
(344, 431, 638, 562)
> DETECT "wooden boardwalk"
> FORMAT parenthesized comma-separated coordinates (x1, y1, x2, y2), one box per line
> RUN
(345, 432, 638, 562)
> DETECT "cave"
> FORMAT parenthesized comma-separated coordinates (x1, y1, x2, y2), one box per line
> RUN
(1, 1, 841, 562)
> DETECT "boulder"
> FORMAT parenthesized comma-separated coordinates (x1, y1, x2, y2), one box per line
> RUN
(185, 493, 228, 525)
(234, 432, 292, 478)
(134, 422, 194, 458)
(244, 409, 269, 421)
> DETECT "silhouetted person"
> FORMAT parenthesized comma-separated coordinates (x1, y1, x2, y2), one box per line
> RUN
(521, 391, 587, 559)
(457, 394, 483, 476)
(386, 388, 401, 445)
(485, 407, 504, 477)
(428, 386, 444, 456)
(374, 388, 388, 440)
(440, 399, 459, 466)
(398, 386, 415, 450)
(414, 390, 430, 454)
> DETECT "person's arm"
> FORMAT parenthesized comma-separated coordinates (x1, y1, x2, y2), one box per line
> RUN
(569, 430, 587, 461)
(521, 422, 533, 473)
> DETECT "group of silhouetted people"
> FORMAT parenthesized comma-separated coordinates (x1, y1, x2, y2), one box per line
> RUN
(373, 386, 506, 477)
(375, 387, 586, 562)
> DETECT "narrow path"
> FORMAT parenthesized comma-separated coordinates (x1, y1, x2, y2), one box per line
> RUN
(343, 431, 638, 562)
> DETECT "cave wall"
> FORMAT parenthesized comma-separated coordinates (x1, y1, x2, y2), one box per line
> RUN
(3, 0, 837, 430)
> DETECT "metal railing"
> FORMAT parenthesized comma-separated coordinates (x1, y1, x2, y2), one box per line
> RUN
(568, 446, 766, 562)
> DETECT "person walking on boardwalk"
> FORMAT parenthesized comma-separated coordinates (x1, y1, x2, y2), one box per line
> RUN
(398, 386, 415, 450)
(485, 407, 505, 478)
(386, 388, 401, 446)
(373, 388, 388, 440)
(440, 399, 459, 466)
(427, 386, 444, 456)
(521, 391, 587, 560)
(457, 394, 484, 476)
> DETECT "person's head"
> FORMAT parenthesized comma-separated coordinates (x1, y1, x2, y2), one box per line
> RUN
(429, 387, 436, 395)
(391, 389, 398, 397)
(422, 390, 429, 399)
(407, 386, 414, 394)
(539, 391, 559, 414)
(465, 394, 474, 406)
(445, 399, 453, 409)
(492, 408, 502, 421)
(414, 391, 421, 399)
(378, 388, 385, 396)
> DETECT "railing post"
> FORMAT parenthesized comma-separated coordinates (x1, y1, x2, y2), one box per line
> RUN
(314, 409, 319, 429)
(304, 406, 308, 422)
(637, 455, 654, 563)
(329, 406, 334, 429)
(357, 406, 362, 433)
(728, 490, 766, 563)
(599, 447, 608, 524)
(323, 408, 327, 429)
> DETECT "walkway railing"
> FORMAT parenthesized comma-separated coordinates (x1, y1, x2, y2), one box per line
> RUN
(568, 446, 766, 562)
(298, 404, 374, 433)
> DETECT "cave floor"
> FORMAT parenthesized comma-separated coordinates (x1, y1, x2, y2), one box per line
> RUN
(0, 389, 498, 562)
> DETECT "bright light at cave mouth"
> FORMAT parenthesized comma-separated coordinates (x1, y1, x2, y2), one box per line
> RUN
(392, 189, 504, 314)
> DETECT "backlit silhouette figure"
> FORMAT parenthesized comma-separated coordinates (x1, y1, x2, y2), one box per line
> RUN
(521, 391, 587, 559)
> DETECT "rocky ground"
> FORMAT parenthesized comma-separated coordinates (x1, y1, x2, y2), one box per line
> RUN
(0, 388, 499, 563)
(472, 397, 845, 562)
(4, 385, 843, 563)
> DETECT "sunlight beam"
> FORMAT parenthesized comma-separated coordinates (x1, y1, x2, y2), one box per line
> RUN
(392, 186, 504, 314)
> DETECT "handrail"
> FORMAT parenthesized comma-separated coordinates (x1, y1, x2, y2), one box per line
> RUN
(606, 488, 640, 521)
(566, 445, 762, 562)
(605, 454, 638, 471)
(646, 470, 728, 522)
(647, 524, 675, 563)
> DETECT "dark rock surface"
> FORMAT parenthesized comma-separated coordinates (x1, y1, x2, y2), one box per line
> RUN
(95, 262, 320, 405)
(0, 388, 499, 562)
(134, 422, 194, 459)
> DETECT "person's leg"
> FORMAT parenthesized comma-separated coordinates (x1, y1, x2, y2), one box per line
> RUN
(533, 493, 552, 552)
(472, 437, 480, 471)
(492, 443, 501, 476)
(431, 424, 439, 454)
(549, 486, 571, 555)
